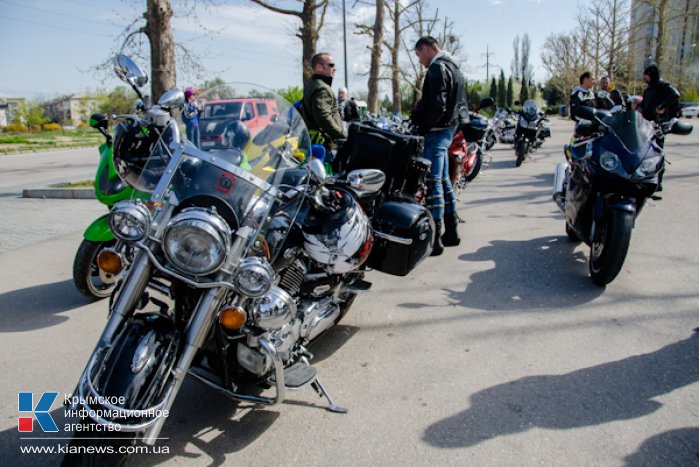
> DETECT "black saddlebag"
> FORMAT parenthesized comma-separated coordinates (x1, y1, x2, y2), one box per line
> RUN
(368, 201, 434, 276)
(334, 123, 424, 196)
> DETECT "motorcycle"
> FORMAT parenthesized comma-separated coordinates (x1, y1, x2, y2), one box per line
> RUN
(72, 114, 139, 299)
(484, 106, 517, 149)
(553, 103, 692, 285)
(448, 97, 494, 192)
(63, 56, 434, 466)
(513, 99, 550, 167)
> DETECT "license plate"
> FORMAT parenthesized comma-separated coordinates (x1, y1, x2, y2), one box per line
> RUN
(201, 141, 215, 148)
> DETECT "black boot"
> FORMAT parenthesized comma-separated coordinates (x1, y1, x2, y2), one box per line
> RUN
(442, 212, 461, 247)
(431, 220, 444, 256)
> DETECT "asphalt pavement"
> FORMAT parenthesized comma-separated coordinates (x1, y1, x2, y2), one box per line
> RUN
(0, 118, 697, 466)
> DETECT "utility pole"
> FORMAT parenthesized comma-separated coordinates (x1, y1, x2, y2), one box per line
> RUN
(342, 0, 349, 90)
(481, 44, 495, 82)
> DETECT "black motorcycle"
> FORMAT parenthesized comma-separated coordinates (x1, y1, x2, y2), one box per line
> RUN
(553, 104, 692, 285)
(63, 57, 434, 466)
(514, 99, 550, 167)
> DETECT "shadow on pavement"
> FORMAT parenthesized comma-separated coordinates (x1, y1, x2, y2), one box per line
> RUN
(0, 280, 91, 333)
(423, 331, 699, 451)
(400, 235, 602, 311)
(623, 427, 699, 466)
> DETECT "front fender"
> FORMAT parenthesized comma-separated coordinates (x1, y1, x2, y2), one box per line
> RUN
(84, 214, 114, 242)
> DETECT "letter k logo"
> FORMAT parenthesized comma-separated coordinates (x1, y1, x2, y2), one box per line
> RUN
(18, 392, 59, 432)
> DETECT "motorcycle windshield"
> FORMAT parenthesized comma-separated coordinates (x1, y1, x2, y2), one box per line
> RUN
(135, 83, 311, 254)
(601, 109, 652, 153)
(522, 99, 538, 121)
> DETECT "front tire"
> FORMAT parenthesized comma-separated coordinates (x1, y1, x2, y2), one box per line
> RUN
(589, 210, 634, 286)
(515, 140, 526, 167)
(73, 239, 118, 300)
(565, 222, 580, 243)
(485, 133, 496, 150)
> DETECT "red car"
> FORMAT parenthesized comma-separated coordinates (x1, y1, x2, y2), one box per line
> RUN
(199, 98, 277, 149)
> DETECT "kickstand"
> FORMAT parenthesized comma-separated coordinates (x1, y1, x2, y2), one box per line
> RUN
(302, 356, 348, 413)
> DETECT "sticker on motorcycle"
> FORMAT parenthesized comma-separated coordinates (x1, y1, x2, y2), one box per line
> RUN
(216, 173, 236, 194)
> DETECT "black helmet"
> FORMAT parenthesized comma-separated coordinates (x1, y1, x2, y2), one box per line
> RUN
(223, 120, 250, 149)
(113, 121, 167, 192)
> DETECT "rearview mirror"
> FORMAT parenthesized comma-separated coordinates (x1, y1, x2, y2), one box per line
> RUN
(158, 89, 185, 109)
(89, 113, 108, 130)
(478, 97, 495, 110)
(671, 120, 693, 135)
(309, 158, 328, 184)
(113, 55, 148, 88)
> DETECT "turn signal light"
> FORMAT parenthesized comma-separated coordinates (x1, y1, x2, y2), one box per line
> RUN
(219, 306, 246, 331)
(97, 248, 123, 275)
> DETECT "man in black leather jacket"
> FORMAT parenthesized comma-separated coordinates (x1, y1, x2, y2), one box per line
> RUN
(641, 65, 680, 124)
(411, 36, 467, 256)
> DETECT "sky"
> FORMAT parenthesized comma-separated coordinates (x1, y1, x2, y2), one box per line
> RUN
(0, 0, 580, 100)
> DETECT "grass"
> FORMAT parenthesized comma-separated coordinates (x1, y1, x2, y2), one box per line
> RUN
(50, 179, 94, 188)
(0, 129, 103, 155)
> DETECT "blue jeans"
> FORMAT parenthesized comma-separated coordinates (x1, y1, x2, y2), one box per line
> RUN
(186, 124, 200, 148)
(423, 128, 457, 220)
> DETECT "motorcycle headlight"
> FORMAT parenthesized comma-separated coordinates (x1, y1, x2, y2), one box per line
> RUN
(635, 156, 662, 177)
(163, 209, 231, 275)
(109, 200, 152, 242)
(233, 257, 274, 297)
(599, 151, 620, 171)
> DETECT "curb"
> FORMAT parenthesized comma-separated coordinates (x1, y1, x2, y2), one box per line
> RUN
(22, 188, 95, 199)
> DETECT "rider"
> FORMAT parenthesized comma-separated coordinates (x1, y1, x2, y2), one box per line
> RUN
(640, 65, 681, 125)
(411, 35, 466, 255)
(569, 71, 597, 119)
(301, 53, 347, 152)
(596, 76, 623, 110)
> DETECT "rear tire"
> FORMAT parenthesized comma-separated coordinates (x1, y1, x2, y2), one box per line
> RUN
(589, 210, 634, 286)
(73, 239, 118, 300)
(465, 152, 483, 182)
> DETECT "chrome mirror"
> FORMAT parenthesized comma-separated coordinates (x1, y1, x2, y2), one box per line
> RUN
(113, 55, 148, 88)
(158, 89, 185, 109)
(347, 169, 385, 195)
(309, 158, 328, 184)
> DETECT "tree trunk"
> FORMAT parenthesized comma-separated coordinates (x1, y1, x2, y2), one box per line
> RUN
(655, 0, 668, 69)
(144, 0, 176, 103)
(367, 0, 384, 113)
(391, 0, 401, 115)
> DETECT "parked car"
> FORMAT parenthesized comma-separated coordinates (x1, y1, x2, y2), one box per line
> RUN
(681, 104, 699, 118)
(200, 97, 277, 148)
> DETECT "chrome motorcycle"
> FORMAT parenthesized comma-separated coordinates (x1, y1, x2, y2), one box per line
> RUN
(484, 106, 516, 149)
(62, 57, 386, 466)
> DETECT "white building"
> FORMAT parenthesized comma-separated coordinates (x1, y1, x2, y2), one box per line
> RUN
(0, 93, 25, 127)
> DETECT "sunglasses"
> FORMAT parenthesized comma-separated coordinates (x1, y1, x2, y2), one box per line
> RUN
(324, 63, 336, 68)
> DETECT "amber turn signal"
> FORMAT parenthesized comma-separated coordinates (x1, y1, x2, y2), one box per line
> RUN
(97, 248, 123, 275)
(219, 306, 246, 331)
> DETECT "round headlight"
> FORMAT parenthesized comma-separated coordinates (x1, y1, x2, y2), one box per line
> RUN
(636, 156, 662, 177)
(109, 200, 152, 242)
(233, 257, 274, 297)
(599, 151, 620, 171)
(163, 209, 231, 276)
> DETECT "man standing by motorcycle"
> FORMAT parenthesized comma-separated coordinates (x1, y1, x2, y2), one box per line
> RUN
(569, 71, 597, 119)
(641, 65, 681, 125)
(411, 36, 466, 256)
(301, 53, 347, 151)
(596, 76, 623, 110)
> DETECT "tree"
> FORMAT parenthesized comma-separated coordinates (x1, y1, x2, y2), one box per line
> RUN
(490, 77, 497, 100)
(251, 0, 329, 84)
(511, 35, 521, 80)
(506, 76, 514, 107)
(14, 101, 48, 132)
(367, 0, 385, 113)
(519, 78, 529, 102)
(278, 85, 304, 104)
(498, 70, 506, 108)
(99, 86, 138, 116)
